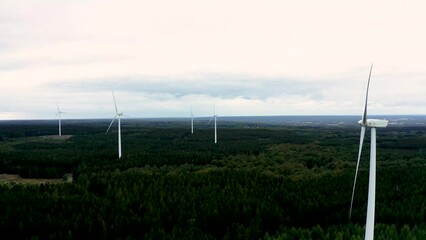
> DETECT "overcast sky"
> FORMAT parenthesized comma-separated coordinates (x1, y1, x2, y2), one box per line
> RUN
(1, 0, 426, 119)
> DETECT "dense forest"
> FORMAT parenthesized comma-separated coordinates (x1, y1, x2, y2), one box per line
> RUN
(0, 119, 426, 239)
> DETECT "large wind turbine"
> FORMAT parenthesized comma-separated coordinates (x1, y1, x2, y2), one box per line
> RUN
(349, 63, 388, 240)
(207, 106, 217, 144)
(106, 90, 124, 158)
(56, 103, 64, 136)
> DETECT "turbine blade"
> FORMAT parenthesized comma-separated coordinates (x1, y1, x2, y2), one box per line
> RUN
(105, 116, 117, 134)
(207, 116, 214, 125)
(349, 126, 366, 219)
(56, 103, 60, 112)
(112, 90, 118, 114)
(362, 63, 373, 125)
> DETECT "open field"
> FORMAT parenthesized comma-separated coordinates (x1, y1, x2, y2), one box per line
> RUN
(0, 173, 72, 184)
(40, 135, 73, 140)
(0, 117, 426, 239)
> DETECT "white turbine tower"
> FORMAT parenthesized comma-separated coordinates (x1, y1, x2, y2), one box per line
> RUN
(56, 103, 64, 136)
(349, 63, 388, 240)
(106, 90, 124, 159)
(207, 106, 217, 144)
(191, 106, 194, 134)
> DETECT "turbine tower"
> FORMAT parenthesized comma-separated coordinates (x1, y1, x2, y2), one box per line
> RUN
(56, 103, 64, 136)
(349, 63, 388, 240)
(191, 106, 194, 134)
(207, 106, 217, 144)
(106, 90, 124, 159)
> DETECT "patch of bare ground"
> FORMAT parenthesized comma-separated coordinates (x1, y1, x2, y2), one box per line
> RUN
(0, 173, 73, 185)
(40, 135, 73, 140)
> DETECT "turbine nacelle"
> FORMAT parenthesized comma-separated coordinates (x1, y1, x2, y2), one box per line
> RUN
(358, 119, 389, 128)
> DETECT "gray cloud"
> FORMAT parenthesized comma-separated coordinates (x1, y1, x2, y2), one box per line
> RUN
(47, 74, 326, 101)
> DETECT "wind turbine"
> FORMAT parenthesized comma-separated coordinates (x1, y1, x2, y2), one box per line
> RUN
(207, 106, 217, 144)
(106, 90, 124, 159)
(349, 63, 388, 240)
(191, 106, 194, 134)
(56, 103, 64, 136)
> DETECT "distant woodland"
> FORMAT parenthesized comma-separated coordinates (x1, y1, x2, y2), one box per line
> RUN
(0, 120, 425, 239)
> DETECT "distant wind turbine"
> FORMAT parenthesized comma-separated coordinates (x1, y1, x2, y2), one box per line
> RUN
(56, 103, 64, 136)
(349, 63, 388, 240)
(190, 106, 194, 134)
(106, 90, 124, 159)
(207, 106, 217, 144)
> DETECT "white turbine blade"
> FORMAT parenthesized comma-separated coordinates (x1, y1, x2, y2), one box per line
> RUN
(207, 116, 214, 125)
(349, 126, 366, 219)
(112, 90, 118, 114)
(362, 63, 373, 125)
(105, 116, 117, 134)
(55, 103, 62, 118)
